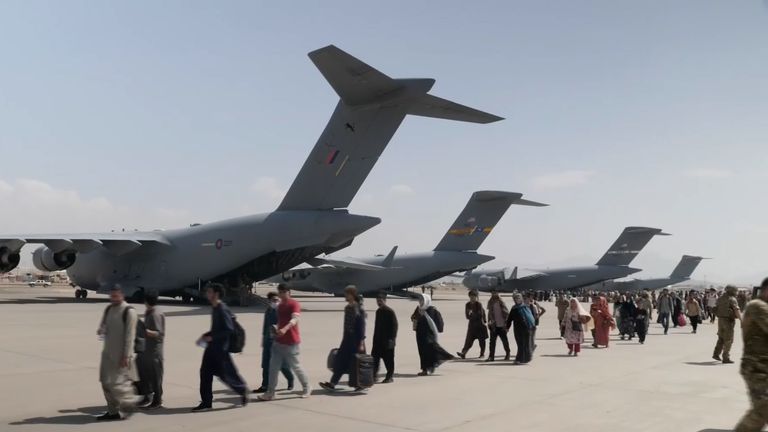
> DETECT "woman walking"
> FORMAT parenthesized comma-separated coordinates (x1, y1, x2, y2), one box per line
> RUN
(562, 298, 591, 356)
(618, 296, 637, 340)
(590, 296, 615, 348)
(685, 291, 702, 334)
(411, 294, 453, 376)
(456, 290, 488, 359)
(506, 294, 536, 364)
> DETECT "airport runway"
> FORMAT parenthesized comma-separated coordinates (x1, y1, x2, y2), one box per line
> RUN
(0, 284, 746, 431)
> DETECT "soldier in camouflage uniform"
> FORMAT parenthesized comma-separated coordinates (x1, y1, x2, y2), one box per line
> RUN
(713, 285, 742, 364)
(735, 278, 768, 432)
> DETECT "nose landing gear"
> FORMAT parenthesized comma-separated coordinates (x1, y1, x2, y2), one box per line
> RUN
(74, 288, 88, 299)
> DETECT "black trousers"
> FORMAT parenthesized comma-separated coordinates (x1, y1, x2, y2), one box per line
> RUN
(488, 326, 510, 359)
(513, 326, 532, 363)
(199, 348, 247, 405)
(461, 333, 486, 356)
(372, 349, 395, 380)
(136, 352, 164, 403)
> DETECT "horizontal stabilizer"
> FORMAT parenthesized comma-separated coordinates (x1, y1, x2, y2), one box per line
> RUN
(596, 226, 669, 267)
(277, 45, 502, 211)
(434, 191, 545, 252)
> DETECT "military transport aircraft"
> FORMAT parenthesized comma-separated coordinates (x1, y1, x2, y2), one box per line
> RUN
(585, 255, 707, 292)
(0, 45, 502, 301)
(271, 191, 546, 295)
(461, 226, 670, 293)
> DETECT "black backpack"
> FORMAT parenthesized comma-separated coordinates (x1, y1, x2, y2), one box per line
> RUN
(229, 313, 246, 354)
(100, 305, 145, 354)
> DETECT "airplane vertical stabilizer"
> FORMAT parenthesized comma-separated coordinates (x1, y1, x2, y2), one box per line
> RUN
(277, 45, 503, 212)
(596, 226, 670, 267)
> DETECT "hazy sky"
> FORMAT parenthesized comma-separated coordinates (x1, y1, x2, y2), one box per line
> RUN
(1, 1, 767, 283)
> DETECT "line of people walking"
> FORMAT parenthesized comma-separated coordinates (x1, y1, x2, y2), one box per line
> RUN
(94, 281, 751, 421)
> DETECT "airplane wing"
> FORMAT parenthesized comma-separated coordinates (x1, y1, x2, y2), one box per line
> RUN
(305, 257, 387, 271)
(0, 232, 171, 255)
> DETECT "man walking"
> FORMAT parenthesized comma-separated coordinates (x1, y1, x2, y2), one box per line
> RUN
(371, 292, 398, 383)
(734, 278, 768, 432)
(139, 291, 165, 410)
(486, 289, 511, 362)
(192, 284, 249, 411)
(713, 285, 742, 364)
(258, 284, 311, 401)
(657, 289, 674, 335)
(253, 292, 294, 393)
(555, 294, 569, 338)
(96, 286, 139, 421)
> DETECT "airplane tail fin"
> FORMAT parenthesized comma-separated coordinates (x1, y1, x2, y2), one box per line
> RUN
(669, 255, 705, 279)
(277, 45, 502, 211)
(596, 226, 670, 267)
(382, 246, 398, 268)
(434, 191, 547, 252)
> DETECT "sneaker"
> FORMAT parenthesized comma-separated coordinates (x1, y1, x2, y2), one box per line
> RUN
(319, 382, 336, 391)
(136, 396, 152, 408)
(723, 358, 734, 364)
(95, 412, 123, 421)
(191, 403, 212, 412)
(417, 370, 429, 376)
(485, 357, 495, 362)
(353, 387, 366, 392)
(252, 387, 267, 394)
(300, 386, 312, 398)
(382, 377, 393, 384)
(713, 354, 722, 361)
(456, 352, 466, 359)
(287, 383, 294, 391)
(257, 394, 274, 402)
(504, 354, 511, 361)
(240, 392, 250, 407)
(144, 402, 162, 411)
(568, 350, 573, 356)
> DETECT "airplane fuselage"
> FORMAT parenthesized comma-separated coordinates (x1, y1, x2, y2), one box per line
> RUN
(588, 276, 690, 293)
(465, 265, 642, 293)
(277, 251, 495, 295)
(67, 210, 379, 297)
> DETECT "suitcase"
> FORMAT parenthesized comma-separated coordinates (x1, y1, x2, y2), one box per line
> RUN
(355, 353, 375, 389)
(326, 348, 338, 371)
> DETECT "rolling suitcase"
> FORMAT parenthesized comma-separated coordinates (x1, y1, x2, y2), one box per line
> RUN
(355, 353, 375, 389)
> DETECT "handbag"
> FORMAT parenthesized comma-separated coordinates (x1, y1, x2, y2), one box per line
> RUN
(571, 318, 583, 332)
(326, 348, 338, 371)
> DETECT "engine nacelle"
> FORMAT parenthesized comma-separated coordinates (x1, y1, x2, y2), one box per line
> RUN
(0, 247, 21, 273)
(32, 246, 77, 272)
(478, 275, 501, 288)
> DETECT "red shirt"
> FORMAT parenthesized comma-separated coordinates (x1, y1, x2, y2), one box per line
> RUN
(276, 298, 301, 345)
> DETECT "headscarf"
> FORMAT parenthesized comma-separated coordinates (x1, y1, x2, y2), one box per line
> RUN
(419, 293, 432, 311)
(569, 298, 588, 316)
(417, 294, 439, 340)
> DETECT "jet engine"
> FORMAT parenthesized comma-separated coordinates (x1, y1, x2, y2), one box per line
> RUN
(477, 274, 502, 288)
(281, 269, 312, 281)
(0, 246, 21, 273)
(32, 246, 77, 272)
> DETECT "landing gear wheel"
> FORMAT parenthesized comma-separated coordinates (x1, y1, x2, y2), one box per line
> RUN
(81, 289, 88, 299)
(181, 295, 192, 304)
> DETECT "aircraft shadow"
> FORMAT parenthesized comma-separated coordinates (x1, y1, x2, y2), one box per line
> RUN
(539, 354, 572, 358)
(697, 429, 732, 432)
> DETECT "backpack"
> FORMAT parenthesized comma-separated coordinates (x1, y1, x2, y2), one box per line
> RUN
(101, 305, 145, 354)
(229, 313, 246, 354)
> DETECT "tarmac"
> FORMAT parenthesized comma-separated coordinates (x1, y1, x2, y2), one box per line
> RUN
(0, 284, 749, 432)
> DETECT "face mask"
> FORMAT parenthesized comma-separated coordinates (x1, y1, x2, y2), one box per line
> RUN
(270, 301, 279, 309)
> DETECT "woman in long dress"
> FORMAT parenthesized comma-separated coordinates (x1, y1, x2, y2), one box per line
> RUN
(411, 294, 454, 376)
(590, 296, 615, 348)
(562, 298, 591, 356)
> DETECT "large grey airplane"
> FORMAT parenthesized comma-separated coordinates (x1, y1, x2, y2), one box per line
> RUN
(0, 45, 502, 301)
(462, 226, 670, 293)
(585, 255, 707, 293)
(271, 191, 546, 295)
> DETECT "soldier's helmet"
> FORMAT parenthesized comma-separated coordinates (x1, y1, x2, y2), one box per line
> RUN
(725, 285, 738, 296)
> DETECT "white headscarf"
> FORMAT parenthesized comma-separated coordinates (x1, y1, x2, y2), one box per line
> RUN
(417, 294, 439, 340)
(419, 293, 432, 311)
(569, 298, 589, 317)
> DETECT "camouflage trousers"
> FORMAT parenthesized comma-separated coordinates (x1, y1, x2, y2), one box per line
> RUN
(714, 318, 735, 359)
(736, 359, 768, 432)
